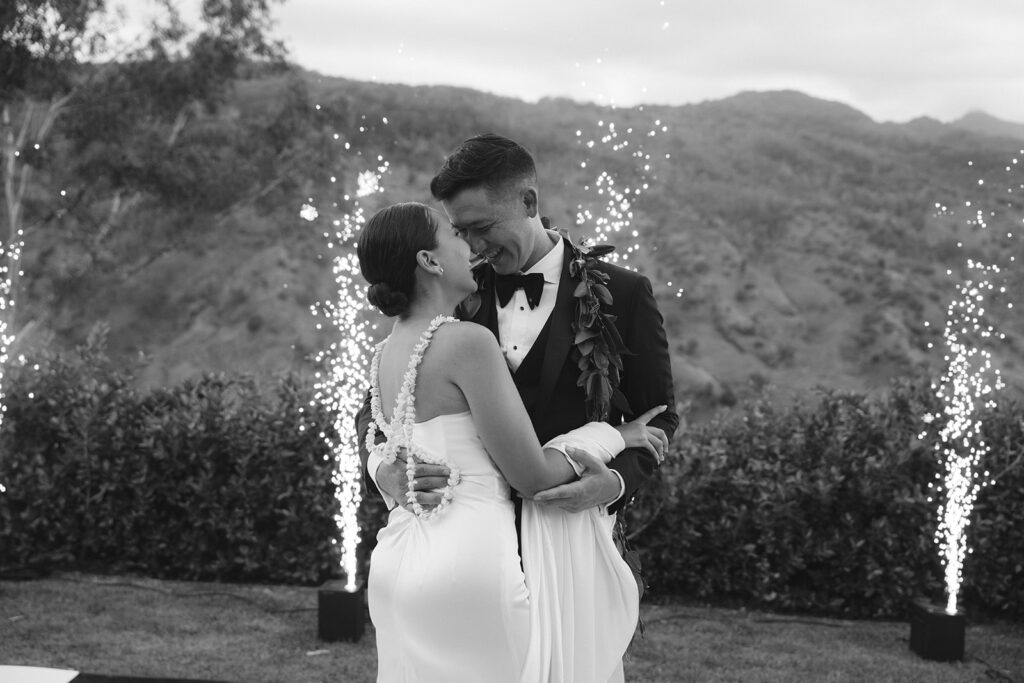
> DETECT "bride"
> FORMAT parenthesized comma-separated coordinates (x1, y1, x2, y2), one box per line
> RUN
(358, 202, 650, 682)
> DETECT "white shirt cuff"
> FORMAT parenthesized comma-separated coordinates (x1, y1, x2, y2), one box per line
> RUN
(542, 421, 626, 465)
(367, 451, 398, 510)
(542, 422, 627, 508)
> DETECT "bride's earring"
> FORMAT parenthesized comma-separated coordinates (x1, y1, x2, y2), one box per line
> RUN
(438, 266, 444, 275)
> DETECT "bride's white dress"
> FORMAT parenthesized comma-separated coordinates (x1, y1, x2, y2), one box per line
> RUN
(368, 391, 639, 681)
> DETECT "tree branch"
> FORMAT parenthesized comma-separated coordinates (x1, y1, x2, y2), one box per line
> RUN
(167, 106, 190, 147)
(626, 497, 667, 542)
(13, 101, 35, 150)
(991, 447, 1024, 485)
(121, 241, 181, 279)
(94, 190, 142, 246)
(2, 104, 21, 243)
(37, 93, 73, 141)
(12, 162, 30, 235)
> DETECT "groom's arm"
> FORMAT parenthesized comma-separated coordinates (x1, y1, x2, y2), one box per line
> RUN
(354, 389, 387, 501)
(606, 273, 678, 514)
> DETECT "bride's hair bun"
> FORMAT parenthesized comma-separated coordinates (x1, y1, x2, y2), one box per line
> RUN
(367, 282, 410, 317)
(357, 202, 439, 318)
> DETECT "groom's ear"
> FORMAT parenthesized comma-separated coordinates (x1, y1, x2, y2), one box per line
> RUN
(522, 187, 539, 218)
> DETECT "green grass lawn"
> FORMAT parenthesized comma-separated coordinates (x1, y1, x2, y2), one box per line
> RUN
(1, 572, 1021, 682)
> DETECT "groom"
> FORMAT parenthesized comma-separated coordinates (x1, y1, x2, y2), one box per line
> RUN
(358, 133, 677, 518)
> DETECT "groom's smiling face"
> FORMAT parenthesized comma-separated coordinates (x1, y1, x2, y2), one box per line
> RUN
(442, 184, 545, 275)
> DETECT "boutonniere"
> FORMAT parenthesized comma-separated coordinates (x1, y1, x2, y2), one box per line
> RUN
(555, 224, 631, 421)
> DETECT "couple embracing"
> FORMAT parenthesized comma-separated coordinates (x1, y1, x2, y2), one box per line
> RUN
(355, 133, 678, 682)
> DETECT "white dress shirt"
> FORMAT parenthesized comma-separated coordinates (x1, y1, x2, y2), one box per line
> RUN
(496, 233, 563, 372)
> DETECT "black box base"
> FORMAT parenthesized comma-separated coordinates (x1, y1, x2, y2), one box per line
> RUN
(318, 580, 365, 643)
(909, 599, 965, 662)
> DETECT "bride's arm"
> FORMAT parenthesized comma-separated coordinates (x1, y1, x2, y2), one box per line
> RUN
(443, 323, 577, 497)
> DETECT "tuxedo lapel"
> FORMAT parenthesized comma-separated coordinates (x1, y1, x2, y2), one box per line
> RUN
(534, 238, 577, 417)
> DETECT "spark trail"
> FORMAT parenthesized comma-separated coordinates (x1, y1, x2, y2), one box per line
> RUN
(0, 232, 24, 495)
(306, 119, 390, 590)
(922, 153, 1018, 614)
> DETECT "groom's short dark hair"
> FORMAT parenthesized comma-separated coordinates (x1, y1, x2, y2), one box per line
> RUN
(430, 133, 537, 201)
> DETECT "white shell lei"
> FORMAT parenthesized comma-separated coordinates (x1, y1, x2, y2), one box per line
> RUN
(366, 314, 462, 520)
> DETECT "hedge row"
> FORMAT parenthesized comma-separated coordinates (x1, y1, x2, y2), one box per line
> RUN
(1, 333, 1021, 618)
(0, 329, 386, 585)
(626, 380, 1024, 619)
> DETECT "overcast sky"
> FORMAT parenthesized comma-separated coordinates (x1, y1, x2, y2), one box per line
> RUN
(136, 0, 1024, 123)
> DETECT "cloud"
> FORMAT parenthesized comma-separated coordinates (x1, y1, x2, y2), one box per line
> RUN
(157, 0, 1024, 123)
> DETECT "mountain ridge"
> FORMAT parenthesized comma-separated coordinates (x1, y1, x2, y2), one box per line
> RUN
(952, 110, 1024, 141)
(16, 70, 1024, 419)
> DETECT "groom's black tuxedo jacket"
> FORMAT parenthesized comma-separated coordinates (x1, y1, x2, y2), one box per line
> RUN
(356, 236, 678, 515)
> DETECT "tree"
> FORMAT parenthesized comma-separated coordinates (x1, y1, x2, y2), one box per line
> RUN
(0, 0, 286, 492)
(1, 0, 292, 303)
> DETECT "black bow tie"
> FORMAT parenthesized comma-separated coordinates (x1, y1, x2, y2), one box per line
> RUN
(494, 272, 545, 309)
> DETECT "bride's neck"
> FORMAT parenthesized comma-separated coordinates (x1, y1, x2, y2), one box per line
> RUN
(395, 291, 457, 330)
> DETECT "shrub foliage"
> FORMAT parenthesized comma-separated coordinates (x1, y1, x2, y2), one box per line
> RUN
(626, 380, 1024, 619)
(0, 328, 387, 585)
(1, 333, 1021, 617)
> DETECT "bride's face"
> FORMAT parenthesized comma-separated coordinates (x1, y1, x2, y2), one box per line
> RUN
(432, 211, 477, 298)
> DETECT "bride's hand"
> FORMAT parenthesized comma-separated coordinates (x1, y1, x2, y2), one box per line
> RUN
(614, 405, 669, 463)
(376, 448, 453, 511)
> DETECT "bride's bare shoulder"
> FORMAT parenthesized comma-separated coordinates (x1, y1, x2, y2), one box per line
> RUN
(432, 321, 500, 359)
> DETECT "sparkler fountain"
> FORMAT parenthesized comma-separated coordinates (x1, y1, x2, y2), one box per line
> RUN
(572, 118, 684, 294)
(307, 125, 391, 642)
(910, 154, 1018, 661)
(558, 0, 669, 262)
(574, 119, 665, 257)
(0, 233, 24, 496)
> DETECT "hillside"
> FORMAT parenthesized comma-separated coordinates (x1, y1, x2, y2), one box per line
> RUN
(953, 111, 1024, 141)
(13, 69, 1024, 419)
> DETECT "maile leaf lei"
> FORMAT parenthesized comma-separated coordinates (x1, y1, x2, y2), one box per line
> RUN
(559, 228, 632, 422)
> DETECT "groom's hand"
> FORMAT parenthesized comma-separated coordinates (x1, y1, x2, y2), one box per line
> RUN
(531, 447, 620, 513)
(615, 405, 669, 464)
(376, 449, 452, 511)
